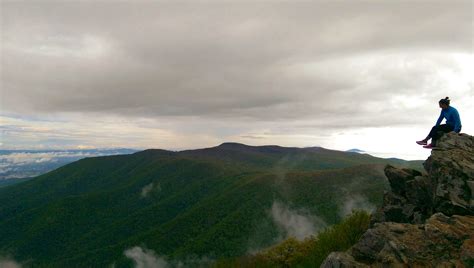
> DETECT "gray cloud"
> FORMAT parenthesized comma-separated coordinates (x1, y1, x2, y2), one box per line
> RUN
(2, 1, 472, 125)
(1, 1, 472, 159)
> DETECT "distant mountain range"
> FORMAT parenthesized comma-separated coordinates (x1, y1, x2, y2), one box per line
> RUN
(0, 148, 138, 182)
(346, 148, 366, 153)
(0, 143, 423, 267)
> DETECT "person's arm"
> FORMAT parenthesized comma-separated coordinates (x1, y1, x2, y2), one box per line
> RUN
(435, 111, 443, 126)
(453, 109, 461, 132)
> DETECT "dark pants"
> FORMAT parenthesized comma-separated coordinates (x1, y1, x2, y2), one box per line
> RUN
(428, 124, 454, 145)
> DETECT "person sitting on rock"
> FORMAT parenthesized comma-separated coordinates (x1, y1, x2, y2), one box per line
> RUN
(416, 97, 462, 149)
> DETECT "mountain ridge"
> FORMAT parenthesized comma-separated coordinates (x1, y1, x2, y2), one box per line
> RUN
(0, 142, 423, 267)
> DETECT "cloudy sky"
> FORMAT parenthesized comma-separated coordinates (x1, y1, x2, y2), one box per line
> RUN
(1, 1, 473, 160)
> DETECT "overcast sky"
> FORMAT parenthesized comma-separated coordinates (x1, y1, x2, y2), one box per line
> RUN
(1, 0, 473, 160)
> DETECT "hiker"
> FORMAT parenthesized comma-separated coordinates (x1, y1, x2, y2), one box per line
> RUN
(416, 97, 462, 149)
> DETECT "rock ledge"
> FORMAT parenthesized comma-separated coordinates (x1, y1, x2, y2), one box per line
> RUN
(322, 133, 474, 267)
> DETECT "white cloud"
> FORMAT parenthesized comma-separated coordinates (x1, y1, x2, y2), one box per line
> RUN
(1, 151, 93, 165)
(140, 182, 161, 198)
(270, 201, 326, 241)
(124, 247, 169, 268)
(0, 257, 22, 268)
(0, 148, 136, 179)
(340, 194, 376, 218)
(123, 246, 213, 268)
(76, 145, 96, 149)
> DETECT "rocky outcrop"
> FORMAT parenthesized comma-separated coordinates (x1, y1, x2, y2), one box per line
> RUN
(371, 166, 433, 224)
(371, 132, 474, 224)
(322, 132, 474, 267)
(323, 213, 474, 267)
(425, 133, 474, 216)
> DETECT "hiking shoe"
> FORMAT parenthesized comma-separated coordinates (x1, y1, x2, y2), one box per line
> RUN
(423, 144, 434, 149)
(416, 140, 428, 145)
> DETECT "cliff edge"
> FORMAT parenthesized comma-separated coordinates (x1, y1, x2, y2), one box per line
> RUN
(322, 132, 474, 267)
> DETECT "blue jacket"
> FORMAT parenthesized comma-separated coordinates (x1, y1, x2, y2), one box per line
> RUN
(436, 106, 462, 133)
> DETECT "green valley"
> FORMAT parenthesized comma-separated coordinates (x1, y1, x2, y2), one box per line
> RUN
(0, 143, 422, 267)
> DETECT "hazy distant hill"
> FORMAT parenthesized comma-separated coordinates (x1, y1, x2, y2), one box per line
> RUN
(0, 148, 138, 180)
(0, 177, 32, 188)
(346, 148, 366, 153)
(0, 143, 423, 267)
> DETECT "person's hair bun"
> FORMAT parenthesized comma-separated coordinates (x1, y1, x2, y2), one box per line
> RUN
(439, 96, 451, 105)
